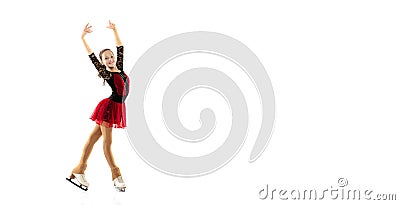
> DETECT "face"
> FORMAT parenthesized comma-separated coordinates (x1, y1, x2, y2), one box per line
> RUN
(101, 50, 115, 68)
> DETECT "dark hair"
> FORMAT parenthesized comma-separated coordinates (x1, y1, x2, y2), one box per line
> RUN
(99, 48, 113, 61)
(98, 48, 113, 85)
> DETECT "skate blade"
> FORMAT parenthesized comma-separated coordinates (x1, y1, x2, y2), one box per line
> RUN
(66, 177, 88, 191)
(115, 187, 126, 192)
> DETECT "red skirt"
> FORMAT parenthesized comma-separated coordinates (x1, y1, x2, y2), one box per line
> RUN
(90, 98, 127, 128)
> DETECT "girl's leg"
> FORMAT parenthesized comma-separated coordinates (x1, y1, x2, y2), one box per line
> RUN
(100, 124, 122, 180)
(71, 124, 102, 176)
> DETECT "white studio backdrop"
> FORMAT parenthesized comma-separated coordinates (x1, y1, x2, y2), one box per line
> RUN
(0, 0, 399, 204)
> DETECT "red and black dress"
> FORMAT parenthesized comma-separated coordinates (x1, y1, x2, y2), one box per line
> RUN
(88, 46, 130, 128)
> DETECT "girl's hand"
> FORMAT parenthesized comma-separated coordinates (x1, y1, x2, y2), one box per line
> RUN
(107, 20, 116, 30)
(82, 23, 93, 38)
(108, 20, 122, 46)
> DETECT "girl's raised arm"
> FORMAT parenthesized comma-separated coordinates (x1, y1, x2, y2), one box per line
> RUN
(81, 23, 93, 54)
(107, 20, 122, 47)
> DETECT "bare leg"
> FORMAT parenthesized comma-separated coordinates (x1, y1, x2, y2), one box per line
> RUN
(100, 123, 122, 180)
(71, 124, 102, 176)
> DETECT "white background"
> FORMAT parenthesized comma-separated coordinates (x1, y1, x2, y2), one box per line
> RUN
(0, 0, 399, 204)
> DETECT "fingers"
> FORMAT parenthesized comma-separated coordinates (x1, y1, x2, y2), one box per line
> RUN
(84, 23, 92, 29)
(107, 20, 116, 29)
(84, 21, 115, 33)
(83, 23, 93, 33)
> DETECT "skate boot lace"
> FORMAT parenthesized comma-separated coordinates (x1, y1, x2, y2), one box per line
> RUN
(80, 174, 88, 183)
(116, 176, 124, 183)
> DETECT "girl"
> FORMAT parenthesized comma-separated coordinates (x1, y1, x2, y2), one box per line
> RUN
(66, 21, 130, 192)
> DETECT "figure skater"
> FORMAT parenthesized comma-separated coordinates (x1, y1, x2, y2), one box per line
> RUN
(66, 21, 130, 192)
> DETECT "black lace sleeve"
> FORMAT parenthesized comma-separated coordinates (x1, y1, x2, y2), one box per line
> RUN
(116, 45, 124, 71)
(88, 53, 111, 80)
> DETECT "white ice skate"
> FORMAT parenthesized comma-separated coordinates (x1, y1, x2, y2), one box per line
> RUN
(113, 176, 126, 192)
(66, 173, 89, 191)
